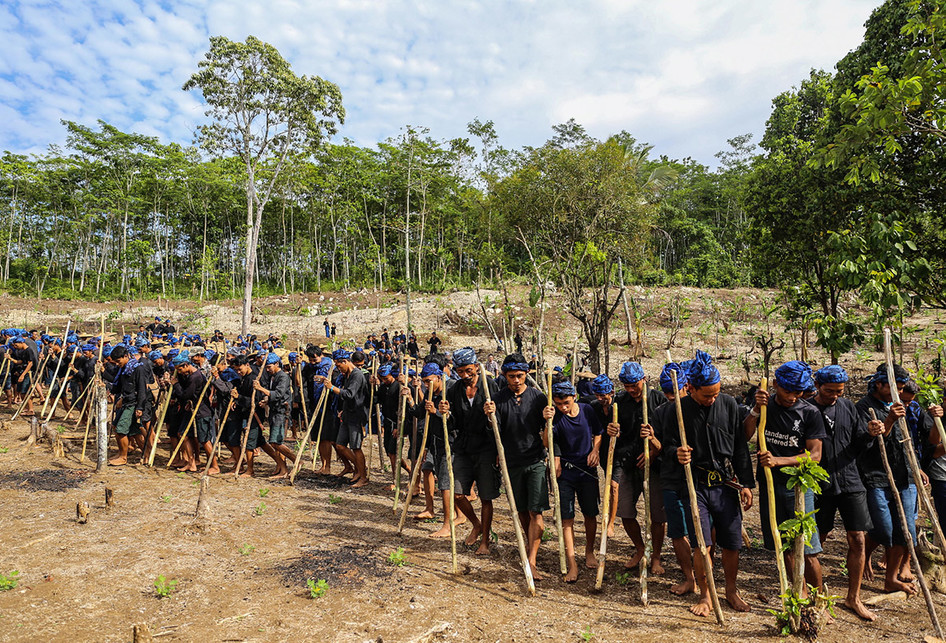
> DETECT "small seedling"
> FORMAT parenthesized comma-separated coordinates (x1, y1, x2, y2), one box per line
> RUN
(580, 626, 594, 641)
(0, 447, 8, 454)
(0, 571, 19, 591)
(254, 502, 267, 516)
(176, 472, 185, 479)
(328, 494, 342, 505)
(614, 571, 632, 586)
(239, 543, 255, 556)
(153, 575, 178, 598)
(541, 527, 553, 543)
(306, 578, 328, 599)
(161, 494, 172, 503)
(838, 559, 848, 577)
(388, 547, 407, 567)
(259, 488, 270, 498)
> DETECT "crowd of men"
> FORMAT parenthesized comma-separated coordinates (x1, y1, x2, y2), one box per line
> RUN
(1, 320, 944, 624)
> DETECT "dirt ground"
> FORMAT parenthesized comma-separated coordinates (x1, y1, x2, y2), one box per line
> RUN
(1, 289, 945, 642)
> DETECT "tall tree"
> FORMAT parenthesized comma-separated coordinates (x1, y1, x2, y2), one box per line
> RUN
(183, 35, 344, 334)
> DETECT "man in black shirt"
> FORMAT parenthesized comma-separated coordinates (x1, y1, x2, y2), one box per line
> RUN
(427, 332, 442, 355)
(317, 349, 368, 488)
(809, 365, 881, 621)
(255, 352, 295, 479)
(744, 360, 826, 592)
(484, 353, 549, 580)
(108, 345, 151, 466)
(664, 351, 753, 617)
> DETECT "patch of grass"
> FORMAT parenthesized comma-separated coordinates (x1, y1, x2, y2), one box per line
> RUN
(580, 626, 594, 641)
(0, 571, 20, 591)
(388, 547, 407, 567)
(328, 494, 342, 505)
(153, 575, 178, 598)
(238, 543, 255, 556)
(0, 447, 8, 454)
(259, 488, 270, 498)
(254, 502, 267, 516)
(161, 494, 172, 503)
(614, 571, 632, 586)
(306, 578, 328, 599)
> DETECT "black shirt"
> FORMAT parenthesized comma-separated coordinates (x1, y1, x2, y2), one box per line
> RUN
(811, 396, 872, 495)
(447, 375, 498, 455)
(855, 393, 912, 490)
(494, 385, 547, 468)
(761, 398, 827, 486)
(337, 367, 368, 430)
(612, 388, 668, 470)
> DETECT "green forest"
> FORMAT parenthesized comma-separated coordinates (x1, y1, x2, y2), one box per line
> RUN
(1, 0, 944, 353)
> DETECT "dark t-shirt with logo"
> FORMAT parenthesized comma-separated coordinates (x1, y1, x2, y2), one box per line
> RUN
(761, 398, 826, 485)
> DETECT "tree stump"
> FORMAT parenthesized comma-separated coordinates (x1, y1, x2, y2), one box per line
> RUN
(76, 501, 90, 524)
(132, 623, 153, 643)
(105, 487, 114, 508)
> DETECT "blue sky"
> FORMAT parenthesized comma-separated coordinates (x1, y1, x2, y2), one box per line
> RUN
(0, 0, 882, 166)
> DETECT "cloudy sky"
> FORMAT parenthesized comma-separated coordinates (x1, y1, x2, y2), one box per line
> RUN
(0, 0, 882, 166)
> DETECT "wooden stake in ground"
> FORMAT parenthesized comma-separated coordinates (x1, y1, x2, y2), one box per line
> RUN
(289, 377, 330, 484)
(309, 363, 336, 472)
(147, 384, 175, 467)
(166, 372, 214, 468)
(397, 408, 431, 534)
(883, 328, 946, 556)
(482, 363, 536, 597)
(234, 365, 266, 480)
(195, 398, 235, 521)
(11, 348, 53, 422)
(296, 360, 309, 440)
(94, 383, 108, 473)
(641, 381, 651, 606)
(757, 376, 790, 602)
(43, 347, 78, 423)
(442, 408, 458, 574)
(393, 354, 408, 512)
(39, 320, 71, 417)
(62, 375, 94, 423)
(669, 365, 724, 625)
(595, 401, 618, 590)
(545, 368, 566, 576)
(870, 408, 943, 639)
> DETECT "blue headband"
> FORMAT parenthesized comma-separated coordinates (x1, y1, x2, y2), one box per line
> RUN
(618, 361, 645, 384)
(501, 361, 530, 374)
(315, 357, 333, 377)
(813, 365, 848, 384)
(687, 350, 720, 388)
(80, 344, 96, 353)
(453, 347, 477, 367)
(660, 363, 688, 392)
(288, 351, 298, 362)
(166, 349, 180, 360)
(421, 362, 443, 378)
(266, 352, 281, 365)
(332, 349, 351, 361)
(590, 373, 613, 394)
(149, 350, 163, 361)
(171, 351, 189, 366)
(774, 360, 814, 392)
(551, 381, 577, 397)
(220, 367, 241, 383)
(378, 363, 396, 378)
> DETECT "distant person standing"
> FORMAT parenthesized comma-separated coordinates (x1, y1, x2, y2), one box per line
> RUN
(427, 331, 442, 355)
(407, 334, 419, 358)
(323, 319, 330, 339)
(514, 331, 523, 355)
(330, 323, 337, 338)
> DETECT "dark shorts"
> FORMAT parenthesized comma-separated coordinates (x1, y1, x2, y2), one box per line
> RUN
(224, 417, 244, 448)
(816, 490, 872, 536)
(114, 406, 141, 437)
(615, 464, 666, 522)
(663, 487, 693, 540)
(194, 416, 215, 445)
(424, 447, 452, 491)
(759, 476, 823, 555)
(453, 450, 500, 501)
(558, 463, 599, 520)
(244, 415, 263, 452)
(383, 420, 398, 456)
(314, 410, 339, 444)
(507, 460, 550, 514)
(682, 485, 743, 551)
(16, 372, 32, 395)
(268, 411, 286, 445)
(336, 420, 364, 450)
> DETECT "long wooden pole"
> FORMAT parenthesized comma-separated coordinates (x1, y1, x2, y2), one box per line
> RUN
(147, 383, 174, 467)
(641, 381, 651, 605)
(397, 408, 430, 533)
(393, 354, 408, 512)
(546, 368, 566, 575)
(883, 328, 946, 556)
(166, 371, 214, 468)
(39, 320, 71, 417)
(11, 348, 52, 421)
(62, 376, 94, 424)
(289, 376, 330, 484)
(443, 408, 458, 574)
(595, 401, 618, 590)
(310, 363, 336, 471)
(669, 365, 724, 625)
(234, 365, 266, 480)
(481, 363, 536, 597)
(569, 336, 579, 387)
(870, 408, 943, 638)
(43, 348, 78, 423)
(757, 377, 789, 601)
(204, 398, 234, 478)
(377, 393, 386, 473)
(366, 359, 378, 476)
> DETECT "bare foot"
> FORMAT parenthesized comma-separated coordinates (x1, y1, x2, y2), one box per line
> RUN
(530, 564, 545, 581)
(607, 525, 615, 538)
(885, 579, 917, 595)
(899, 569, 915, 583)
(689, 596, 713, 617)
(454, 513, 467, 527)
(564, 562, 579, 583)
(585, 554, 599, 569)
(205, 466, 220, 476)
(268, 471, 288, 480)
(465, 525, 483, 546)
(863, 560, 874, 582)
(475, 542, 490, 556)
(428, 525, 452, 538)
(220, 457, 236, 466)
(726, 590, 750, 612)
(844, 597, 877, 621)
(351, 478, 368, 488)
(624, 549, 644, 569)
(650, 557, 665, 576)
(177, 464, 198, 472)
(107, 457, 127, 466)
(340, 466, 355, 476)
(316, 467, 331, 475)
(239, 471, 254, 478)
(415, 510, 435, 520)
(671, 579, 695, 595)
(388, 484, 397, 492)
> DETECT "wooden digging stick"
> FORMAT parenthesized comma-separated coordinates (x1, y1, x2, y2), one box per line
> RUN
(366, 360, 378, 478)
(870, 408, 944, 639)
(443, 408, 458, 574)
(166, 372, 214, 468)
(482, 363, 536, 597)
(595, 401, 618, 590)
(234, 366, 266, 480)
(63, 375, 94, 423)
(883, 328, 946, 556)
(203, 398, 235, 478)
(397, 407, 430, 534)
(545, 368, 566, 576)
(147, 382, 175, 467)
(40, 320, 71, 417)
(310, 364, 336, 471)
(757, 376, 790, 602)
(570, 337, 579, 387)
(377, 393, 387, 473)
(289, 377, 331, 484)
(11, 348, 52, 421)
(670, 366, 724, 625)
(43, 348, 78, 423)
(393, 355, 408, 512)
(296, 361, 309, 440)
(641, 381, 651, 606)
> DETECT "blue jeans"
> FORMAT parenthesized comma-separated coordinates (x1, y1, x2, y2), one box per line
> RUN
(867, 484, 917, 548)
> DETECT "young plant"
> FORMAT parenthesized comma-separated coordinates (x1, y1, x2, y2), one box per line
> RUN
(540, 527, 553, 543)
(153, 575, 178, 598)
(580, 626, 594, 641)
(388, 547, 407, 567)
(328, 494, 342, 505)
(0, 447, 9, 454)
(259, 488, 270, 498)
(238, 543, 255, 556)
(0, 571, 19, 591)
(161, 494, 172, 503)
(254, 502, 267, 516)
(614, 571, 632, 586)
(767, 585, 840, 638)
(306, 578, 329, 599)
